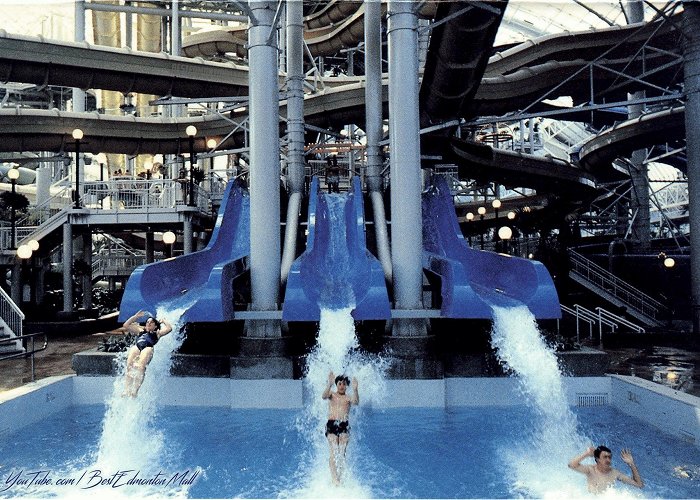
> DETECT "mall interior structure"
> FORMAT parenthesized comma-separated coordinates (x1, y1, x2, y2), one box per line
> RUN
(0, 1, 697, 374)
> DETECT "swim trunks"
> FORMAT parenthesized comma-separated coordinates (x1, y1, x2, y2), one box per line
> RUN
(135, 330, 159, 351)
(325, 419, 349, 436)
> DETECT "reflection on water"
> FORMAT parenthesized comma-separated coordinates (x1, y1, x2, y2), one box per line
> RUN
(604, 345, 700, 396)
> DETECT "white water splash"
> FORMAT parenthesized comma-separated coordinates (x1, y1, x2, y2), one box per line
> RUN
(89, 303, 195, 498)
(284, 307, 389, 498)
(490, 304, 596, 498)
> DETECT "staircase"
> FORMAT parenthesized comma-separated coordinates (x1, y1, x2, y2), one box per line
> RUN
(0, 286, 25, 356)
(568, 250, 667, 328)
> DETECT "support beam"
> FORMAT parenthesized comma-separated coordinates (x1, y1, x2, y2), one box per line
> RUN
(365, 0, 392, 283)
(63, 222, 73, 312)
(73, 0, 86, 113)
(82, 231, 92, 310)
(388, 1, 423, 314)
(683, 1, 700, 335)
(626, 0, 650, 250)
(280, 0, 304, 284)
(248, 1, 281, 327)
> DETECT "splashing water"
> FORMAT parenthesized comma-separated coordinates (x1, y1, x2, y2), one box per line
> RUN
(490, 304, 596, 498)
(90, 302, 197, 497)
(285, 307, 389, 498)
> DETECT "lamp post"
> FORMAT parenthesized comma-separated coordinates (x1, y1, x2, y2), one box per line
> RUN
(477, 206, 486, 249)
(498, 226, 513, 254)
(8, 167, 19, 249)
(72, 128, 83, 208)
(186, 125, 197, 207)
(16, 244, 32, 304)
(163, 230, 176, 258)
(207, 138, 217, 192)
(660, 252, 676, 325)
(492, 198, 501, 221)
(466, 212, 474, 246)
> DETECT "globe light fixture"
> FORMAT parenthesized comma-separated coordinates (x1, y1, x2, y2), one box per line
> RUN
(16, 244, 32, 260)
(27, 239, 40, 252)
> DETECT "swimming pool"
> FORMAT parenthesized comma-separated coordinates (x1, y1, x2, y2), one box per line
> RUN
(0, 403, 697, 498)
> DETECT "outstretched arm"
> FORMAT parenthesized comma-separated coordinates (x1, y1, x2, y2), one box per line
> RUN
(123, 310, 145, 334)
(618, 450, 644, 488)
(351, 377, 359, 405)
(322, 371, 334, 400)
(568, 447, 594, 473)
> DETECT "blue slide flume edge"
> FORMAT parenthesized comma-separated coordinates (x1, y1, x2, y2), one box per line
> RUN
(422, 175, 561, 319)
(118, 179, 250, 323)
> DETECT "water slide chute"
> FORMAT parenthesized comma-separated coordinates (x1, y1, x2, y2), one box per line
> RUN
(422, 176, 560, 318)
(118, 180, 250, 323)
(283, 177, 390, 321)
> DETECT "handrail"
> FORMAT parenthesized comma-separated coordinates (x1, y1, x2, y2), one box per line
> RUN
(0, 285, 24, 338)
(569, 249, 666, 320)
(561, 304, 596, 342)
(575, 303, 618, 341)
(0, 332, 48, 382)
(596, 307, 646, 334)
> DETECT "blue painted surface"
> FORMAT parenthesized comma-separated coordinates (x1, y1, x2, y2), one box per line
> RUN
(422, 176, 561, 318)
(283, 177, 390, 321)
(118, 180, 250, 323)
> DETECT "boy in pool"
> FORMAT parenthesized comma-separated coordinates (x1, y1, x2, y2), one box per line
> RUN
(122, 310, 172, 397)
(568, 445, 644, 493)
(322, 371, 359, 485)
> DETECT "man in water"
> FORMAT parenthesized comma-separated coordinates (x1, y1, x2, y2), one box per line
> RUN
(122, 310, 172, 397)
(322, 371, 359, 485)
(568, 445, 644, 493)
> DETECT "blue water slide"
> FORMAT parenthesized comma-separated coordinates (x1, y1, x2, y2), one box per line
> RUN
(422, 176, 560, 318)
(118, 180, 250, 323)
(283, 177, 390, 321)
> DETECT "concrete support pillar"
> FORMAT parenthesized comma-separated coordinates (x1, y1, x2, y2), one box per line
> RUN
(183, 218, 193, 255)
(280, 0, 304, 284)
(388, 1, 423, 311)
(82, 231, 92, 310)
(11, 260, 21, 306)
(248, 1, 281, 326)
(684, 1, 700, 335)
(62, 223, 73, 312)
(625, 0, 650, 250)
(35, 166, 51, 208)
(73, 0, 86, 112)
(365, 0, 392, 283)
(145, 230, 155, 263)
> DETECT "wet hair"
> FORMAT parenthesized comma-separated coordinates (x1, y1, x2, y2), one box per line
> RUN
(594, 445, 611, 460)
(335, 374, 350, 385)
(146, 317, 161, 330)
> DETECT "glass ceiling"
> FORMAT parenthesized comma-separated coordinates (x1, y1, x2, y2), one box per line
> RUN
(497, 1, 673, 45)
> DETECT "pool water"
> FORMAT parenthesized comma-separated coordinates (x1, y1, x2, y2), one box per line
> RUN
(0, 404, 697, 498)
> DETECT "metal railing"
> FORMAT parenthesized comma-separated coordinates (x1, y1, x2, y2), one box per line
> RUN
(561, 303, 617, 342)
(560, 303, 645, 342)
(569, 250, 666, 321)
(82, 178, 210, 211)
(92, 253, 148, 278)
(0, 285, 24, 339)
(0, 332, 48, 382)
(596, 307, 646, 335)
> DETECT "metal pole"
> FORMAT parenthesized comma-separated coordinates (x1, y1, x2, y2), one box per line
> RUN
(63, 222, 73, 312)
(388, 0, 422, 312)
(249, 1, 280, 314)
(280, 0, 304, 284)
(10, 178, 16, 249)
(74, 138, 81, 208)
(683, 1, 700, 335)
(73, 0, 86, 112)
(365, 0, 392, 282)
(188, 135, 196, 206)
